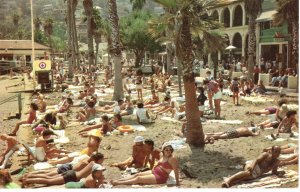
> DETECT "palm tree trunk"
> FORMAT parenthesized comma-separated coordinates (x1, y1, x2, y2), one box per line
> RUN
(108, 0, 124, 100)
(180, 14, 204, 147)
(83, 0, 95, 70)
(72, 0, 80, 69)
(291, 22, 298, 68)
(177, 58, 183, 97)
(95, 42, 99, 66)
(67, 0, 74, 78)
(247, 16, 256, 80)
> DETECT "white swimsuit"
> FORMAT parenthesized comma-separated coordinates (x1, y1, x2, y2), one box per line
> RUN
(35, 147, 46, 162)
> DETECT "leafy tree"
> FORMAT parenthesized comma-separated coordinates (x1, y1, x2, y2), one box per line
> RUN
(120, 11, 163, 67)
(130, 0, 146, 10)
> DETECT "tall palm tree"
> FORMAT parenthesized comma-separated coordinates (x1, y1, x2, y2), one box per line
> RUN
(44, 18, 54, 58)
(108, 0, 124, 100)
(83, 0, 95, 69)
(244, 0, 263, 80)
(150, 0, 224, 147)
(273, 0, 298, 69)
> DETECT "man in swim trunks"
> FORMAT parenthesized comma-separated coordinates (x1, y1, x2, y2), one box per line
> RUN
(205, 127, 260, 140)
(222, 146, 284, 188)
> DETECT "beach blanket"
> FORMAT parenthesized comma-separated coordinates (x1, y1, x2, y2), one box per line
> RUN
(131, 125, 146, 132)
(161, 116, 181, 123)
(206, 119, 243, 125)
(164, 138, 187, 150)
(241, 96, 274, 104)
(265, 132, 298, 142)
(33, 162, 54, 170)
(235, 169, 298, 188)
(53, 130, 70, 144)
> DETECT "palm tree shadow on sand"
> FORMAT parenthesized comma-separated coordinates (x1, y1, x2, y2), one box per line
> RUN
(178, 146, 246, 186)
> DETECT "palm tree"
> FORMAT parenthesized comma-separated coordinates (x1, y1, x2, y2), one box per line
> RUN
(150, 0, 224, 147)
(43, 18, 54, 58)
(244, 0, 263, 80)
(108, 0, 124, 100)
(273, 0, 298, 69)
(94, 30, 101, 66)
(130, 0, 146, 10)
(83, 0, 95, 69)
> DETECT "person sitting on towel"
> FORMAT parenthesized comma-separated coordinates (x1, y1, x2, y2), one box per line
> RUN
(271, 110, 297, 139)
(110, 143, 180, 186)
(0, 134, 19, 169)
(79, 115, 113, 137)
(34, 130, 68, 162)
(22, 153, 104, 182)
(144, 139, 160, 170)
(10, 103, 38, 136)
(136, 103, 155, 124)
(221, 146, 284, 188)
(110, 136, 148, 170)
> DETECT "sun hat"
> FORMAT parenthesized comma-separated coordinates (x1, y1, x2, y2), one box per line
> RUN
(92, 164, 106, 172)
(88, 129, 103, 139)
(134, 136, 145, 143)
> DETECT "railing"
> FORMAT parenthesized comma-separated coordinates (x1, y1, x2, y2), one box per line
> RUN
(0, 93, 22, 118)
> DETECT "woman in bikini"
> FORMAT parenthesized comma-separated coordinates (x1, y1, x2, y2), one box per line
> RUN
(272, 110, 297, 138)
(110, 144, 180, 186)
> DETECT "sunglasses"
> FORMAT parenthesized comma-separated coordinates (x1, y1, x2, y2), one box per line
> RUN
(164, 148, 173, 152)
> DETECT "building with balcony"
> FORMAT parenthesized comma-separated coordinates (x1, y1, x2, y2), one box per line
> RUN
(207, 0, 291, 70)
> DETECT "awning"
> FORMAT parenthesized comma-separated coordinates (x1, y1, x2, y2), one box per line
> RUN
(256, 10, 277, 22)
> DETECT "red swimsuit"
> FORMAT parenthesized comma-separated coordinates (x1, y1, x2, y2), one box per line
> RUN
(152, 160, 173, 184)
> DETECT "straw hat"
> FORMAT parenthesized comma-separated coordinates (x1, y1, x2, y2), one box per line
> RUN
(87, 129, 102, 139)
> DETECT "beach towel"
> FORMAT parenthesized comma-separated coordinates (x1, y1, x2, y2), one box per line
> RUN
(161, 116, 181, 123)
(53, 130, 70, 144)
(265, 135, 287, 142)
(164, 138, 187, 150)
(33, 162, 54, 170)
(131, 125, 146, 132)
(206, 120, 243, 125)
(235, 169, 298, 188)
(241, 96, 274, 104)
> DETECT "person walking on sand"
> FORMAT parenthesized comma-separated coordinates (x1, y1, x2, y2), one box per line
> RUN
(0, 134, 19, 169)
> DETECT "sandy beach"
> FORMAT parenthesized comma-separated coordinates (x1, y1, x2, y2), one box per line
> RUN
(0, 75, 298, 188)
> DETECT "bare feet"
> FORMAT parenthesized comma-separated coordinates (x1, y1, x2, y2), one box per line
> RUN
(221, 181, 230, 188)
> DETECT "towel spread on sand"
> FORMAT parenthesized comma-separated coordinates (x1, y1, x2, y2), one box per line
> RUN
(235, 169, 298, 188)
(164, 139, 187, 150)
(33, 162, 54, 170)
(53, 130, 70, 144)
(206, 120, 243, 125)
(241, 96, 274, 103)
(161, 116, 181, 123)
(131, 125, 146, 132)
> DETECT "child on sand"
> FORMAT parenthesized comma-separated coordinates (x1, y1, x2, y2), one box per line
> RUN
(197, 87, 207, 117)
(136, 102, 155, 124)
(231, 77, 240, 105)
(10, 103, 38, 136)
(0, 134, 19, 169)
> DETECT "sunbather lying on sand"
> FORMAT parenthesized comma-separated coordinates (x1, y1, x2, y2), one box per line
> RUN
(65, 164, 106, 188)
(144, 90, 159, 106)
(263, 144, 298, 166)
(110, 136, 148, 170)
(222, 146, 284, 188)
(0, 134, 19, 169)
(48, 135, 101, 165)
(23, 161, 103, 186)
(205, 127, 260, 141)
(96, 99, 125, 114)
(23, 153, 104, 182)
(110, 143, 180, 186)
(79, 115, 113, 137)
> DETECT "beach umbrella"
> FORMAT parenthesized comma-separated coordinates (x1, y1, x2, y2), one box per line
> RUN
(225, 45, 237, 50)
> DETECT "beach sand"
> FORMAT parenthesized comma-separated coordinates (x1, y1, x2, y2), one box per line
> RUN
(0, 75, 298, 188)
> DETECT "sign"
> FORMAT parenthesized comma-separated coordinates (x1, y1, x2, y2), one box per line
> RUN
(33, 60, 51, 71)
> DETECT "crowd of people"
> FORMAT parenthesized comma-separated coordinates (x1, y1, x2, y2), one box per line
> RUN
(0, 57, 298, 189)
